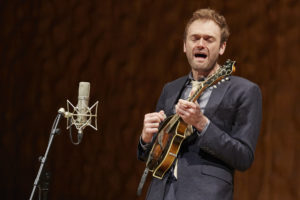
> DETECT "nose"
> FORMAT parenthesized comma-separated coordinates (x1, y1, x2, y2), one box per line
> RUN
(197, 38, 205, 47)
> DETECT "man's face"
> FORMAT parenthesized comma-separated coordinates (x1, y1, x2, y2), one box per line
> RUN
(184, 19, 226, 75)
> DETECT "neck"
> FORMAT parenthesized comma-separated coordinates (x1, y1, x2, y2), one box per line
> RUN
(192, 63, 220, 81)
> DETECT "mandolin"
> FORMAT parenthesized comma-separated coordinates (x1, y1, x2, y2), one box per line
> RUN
(146, 59, 236, 179)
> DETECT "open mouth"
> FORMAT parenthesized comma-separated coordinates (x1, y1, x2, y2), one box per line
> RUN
(194, 53, 207, 59)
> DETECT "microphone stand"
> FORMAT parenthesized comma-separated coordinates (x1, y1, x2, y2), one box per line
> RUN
(29, 111, 63, 200)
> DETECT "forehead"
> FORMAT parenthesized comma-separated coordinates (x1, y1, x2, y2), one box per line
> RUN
(187, 19, 221, 38)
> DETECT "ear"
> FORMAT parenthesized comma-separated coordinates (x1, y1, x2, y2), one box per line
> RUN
(219, 42, 226, 55)
(183, 42, 186, 53)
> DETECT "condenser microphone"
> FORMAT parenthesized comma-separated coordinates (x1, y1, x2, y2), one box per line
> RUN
(76, 82, 90, 134)
(58, 81, 98, 145)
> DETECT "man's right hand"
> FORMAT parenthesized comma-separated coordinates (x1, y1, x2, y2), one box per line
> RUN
(141, 110, 166, 143)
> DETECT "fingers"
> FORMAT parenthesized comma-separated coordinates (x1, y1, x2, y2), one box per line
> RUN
(175, 99, 203, 126)
(176, 105, 188, 121)
(176, 99, 200, 114)
(143, 121, 160, 132)
(178, 99, 198, 109)
(144, 111, 166, 123)
(159, 110, 167, 119)
(141, 111, 166, 143)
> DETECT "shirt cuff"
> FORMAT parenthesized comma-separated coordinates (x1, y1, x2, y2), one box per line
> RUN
(140, 136, 151, 150)
(194, 119, 210, 137)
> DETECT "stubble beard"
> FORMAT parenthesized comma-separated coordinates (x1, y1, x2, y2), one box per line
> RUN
(191, 59, 218, 77)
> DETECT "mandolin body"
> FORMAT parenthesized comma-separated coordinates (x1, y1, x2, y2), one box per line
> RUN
(146, 115, 188, 179)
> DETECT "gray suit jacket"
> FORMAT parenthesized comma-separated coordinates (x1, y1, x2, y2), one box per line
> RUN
(138, 75, 262, 200)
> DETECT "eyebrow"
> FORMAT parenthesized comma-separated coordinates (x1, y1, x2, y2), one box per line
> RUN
(190, 34, 215, 40)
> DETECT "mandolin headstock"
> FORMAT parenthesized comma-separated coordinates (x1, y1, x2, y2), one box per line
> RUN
(216, 59, 236, 78)
(222, 59, 236, 75)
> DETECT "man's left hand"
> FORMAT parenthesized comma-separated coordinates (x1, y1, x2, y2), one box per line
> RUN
(175, 99, 209, 132)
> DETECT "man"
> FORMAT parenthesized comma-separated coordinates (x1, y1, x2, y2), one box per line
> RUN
(138, 8, 262, 200)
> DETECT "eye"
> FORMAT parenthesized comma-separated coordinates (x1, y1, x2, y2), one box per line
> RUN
(190, 35, 199, 42)
(204, 36, 214, 43)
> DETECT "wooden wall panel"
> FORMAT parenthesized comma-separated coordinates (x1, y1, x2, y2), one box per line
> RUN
(0, 0, 299, 199)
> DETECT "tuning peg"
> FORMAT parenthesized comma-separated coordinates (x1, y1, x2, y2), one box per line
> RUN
(221, 79, 225, 82)
(218, 82, 221, 85)
(213, 85, 217, 89)
(225, 77, 229, 81)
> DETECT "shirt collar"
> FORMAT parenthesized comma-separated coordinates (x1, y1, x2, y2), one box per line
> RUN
(187, 72, 206, 84)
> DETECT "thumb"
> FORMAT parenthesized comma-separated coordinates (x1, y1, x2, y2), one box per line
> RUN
(159, 110, 167, 119)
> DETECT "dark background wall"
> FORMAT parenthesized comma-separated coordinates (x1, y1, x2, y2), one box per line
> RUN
(0, 0, 299, 199)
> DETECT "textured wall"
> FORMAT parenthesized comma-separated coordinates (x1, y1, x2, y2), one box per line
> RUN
(0, 0, 299, 199)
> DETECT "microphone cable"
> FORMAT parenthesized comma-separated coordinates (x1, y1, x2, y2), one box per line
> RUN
(68, 118, 82, 145)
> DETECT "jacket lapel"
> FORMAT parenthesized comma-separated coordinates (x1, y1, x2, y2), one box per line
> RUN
(165, 76, 189, 116)
(204, 79, 231, 118)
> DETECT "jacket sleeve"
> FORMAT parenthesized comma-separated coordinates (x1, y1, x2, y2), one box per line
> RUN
(196, 84, 262, 171)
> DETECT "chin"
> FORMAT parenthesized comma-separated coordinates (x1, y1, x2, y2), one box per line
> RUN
(192, 65, 211, 73)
